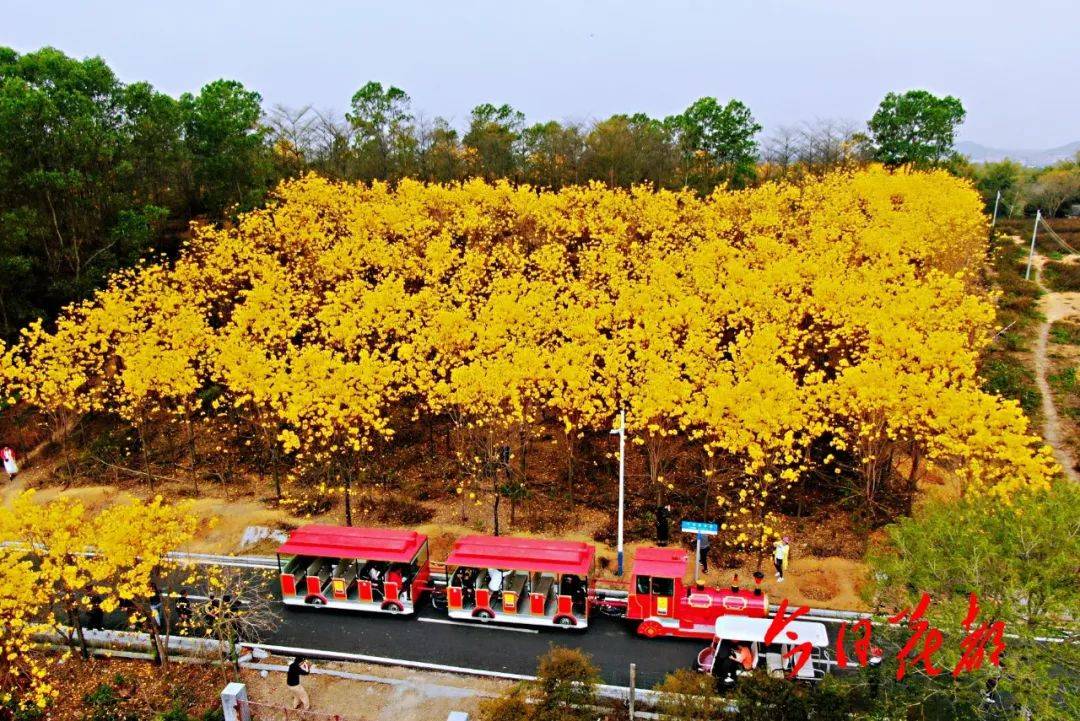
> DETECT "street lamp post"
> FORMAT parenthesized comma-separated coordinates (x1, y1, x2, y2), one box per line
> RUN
(610, 409, 626, 576)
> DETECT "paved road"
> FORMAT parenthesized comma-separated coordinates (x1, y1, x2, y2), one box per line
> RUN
(94, 569, 843, 688)
(268, 602, 713, 688)
(263, 592, 848, 688)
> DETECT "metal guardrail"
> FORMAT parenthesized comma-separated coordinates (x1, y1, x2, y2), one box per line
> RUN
(166, 551, 279, 569)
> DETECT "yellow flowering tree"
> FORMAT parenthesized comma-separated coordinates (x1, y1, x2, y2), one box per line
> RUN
(0, 552, 56, 714)
(3, 166, 1057, 544)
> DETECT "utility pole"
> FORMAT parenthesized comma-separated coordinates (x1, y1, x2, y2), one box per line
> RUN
(610, 409, 626, 576)
(1025, 209, 1042, 280)
(991, 190, 1001, 234)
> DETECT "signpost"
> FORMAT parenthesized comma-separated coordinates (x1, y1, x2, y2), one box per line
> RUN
(681, 520, 718, 584)
(611, 409, 626, 576)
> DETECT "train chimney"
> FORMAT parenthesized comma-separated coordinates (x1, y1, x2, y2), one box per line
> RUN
(753, 570, 765, 596)
(730, 574, 740, 593)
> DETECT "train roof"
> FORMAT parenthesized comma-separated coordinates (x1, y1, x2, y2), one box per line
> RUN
(631, 547, 689, 578)
(277, 525, 427, 562)
(446, 535, 596, 576)
(713, 616, 830, 647)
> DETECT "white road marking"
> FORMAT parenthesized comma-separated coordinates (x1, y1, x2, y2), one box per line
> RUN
(418, 617, 539, 634)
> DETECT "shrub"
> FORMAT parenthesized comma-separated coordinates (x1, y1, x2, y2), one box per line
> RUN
(532, 646, 600, 721)
(1050, 321, 1080, 345)
(654, 668, 729, 720)
(156, 701, 193, 721)
(478, 687, 532, 721)
(981, 358, 1040, 414)
(1049, 366, 1078, 393)
(1042, 260, 1080, 292)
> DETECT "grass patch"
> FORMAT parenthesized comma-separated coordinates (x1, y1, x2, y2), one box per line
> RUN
(1050, 321, 1080, 345)
(1049, 366, 1078, 393)
(1042, 260, 1080, 292)
(996, 330, 1027, 352)
(981, 357, 1040, 414)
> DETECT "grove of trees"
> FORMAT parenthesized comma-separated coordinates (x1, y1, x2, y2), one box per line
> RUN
(1, 168, 1056, 556)
(8, 45, 1009, 349)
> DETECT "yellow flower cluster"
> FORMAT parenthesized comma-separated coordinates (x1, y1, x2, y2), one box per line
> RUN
(1, 168, 1055, 524)
(0, 492, 198, 711)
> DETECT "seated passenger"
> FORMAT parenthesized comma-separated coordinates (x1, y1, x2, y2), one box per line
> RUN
(386, 564, 407, 600)
(487, 568, 504, 604)
(735, 642, 754, 672)
(366, 563, 386, 599)
(562, 574, 586, 612)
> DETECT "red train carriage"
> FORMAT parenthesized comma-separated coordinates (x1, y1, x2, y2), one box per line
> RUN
(444, 535, 596, 628)
(624, 547, 769, 639)
(277, 525, 431, 615)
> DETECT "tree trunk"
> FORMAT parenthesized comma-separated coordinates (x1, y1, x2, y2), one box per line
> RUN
(344, 465, 353, 526)
(185, 406, 199, 494)
(564, 430, 575, 506)
(492, 478, 501, 537)
(68, 603, 89, 660)
(905, 444, 921, 516)
(136, 414, 154, 492)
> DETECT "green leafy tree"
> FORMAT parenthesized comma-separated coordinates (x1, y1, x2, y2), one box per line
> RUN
(868, 483, 1080, 720)
(667, 97, 762, 191)
(346, 81, 417, 181)
(180, 79, 270, 216)
(582, 113, 677, 188)
(522, 120, 585, 188)
(867, 89, 966, 168)
(975, 159, 1026, 213)
(0, 46, 187, 338)
(463, 103, 525, 181)
(418, 117, 466, 182)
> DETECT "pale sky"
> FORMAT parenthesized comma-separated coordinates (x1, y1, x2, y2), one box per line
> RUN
(3, 0, 1077, 149)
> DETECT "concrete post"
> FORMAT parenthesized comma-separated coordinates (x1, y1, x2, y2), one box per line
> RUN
(447, 713, 469, 721)
(629, 662, 637, 719)
(221, 682, 249, 721)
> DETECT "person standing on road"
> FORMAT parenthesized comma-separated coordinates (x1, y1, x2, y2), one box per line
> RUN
(656, 504, 671, 546)
(774, 536, 790, 583)
(286, 656, 312, 710)
(2, 446, 18, 481)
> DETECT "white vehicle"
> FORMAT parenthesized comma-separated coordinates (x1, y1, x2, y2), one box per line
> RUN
(695, 615, 832, 681)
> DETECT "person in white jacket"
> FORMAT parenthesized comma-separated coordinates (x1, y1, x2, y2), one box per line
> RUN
(1, 446, 17, 481)
(774, 537, 790, 582)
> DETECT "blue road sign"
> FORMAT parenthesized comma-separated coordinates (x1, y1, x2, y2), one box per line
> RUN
(680, 520, 718, 535)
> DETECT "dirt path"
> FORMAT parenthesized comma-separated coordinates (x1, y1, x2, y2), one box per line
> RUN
(1031, 256, 1080, 482)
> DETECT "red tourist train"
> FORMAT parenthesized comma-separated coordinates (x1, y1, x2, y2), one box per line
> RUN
(276, 525, 768, 638)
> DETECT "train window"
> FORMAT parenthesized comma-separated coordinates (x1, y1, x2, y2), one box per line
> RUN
(651, 577, 675, 596)
(635, 575, 651, 594)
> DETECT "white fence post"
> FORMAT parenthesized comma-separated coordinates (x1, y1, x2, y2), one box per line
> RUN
(221, 682, 249, 721)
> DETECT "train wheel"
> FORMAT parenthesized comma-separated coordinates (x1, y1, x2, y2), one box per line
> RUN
(304, 595, 326, 607)
(638, 620, 661, 638)
(381, 601, 404, 614)
(473, 609, 494, 621)
(555, 615, 576, 628)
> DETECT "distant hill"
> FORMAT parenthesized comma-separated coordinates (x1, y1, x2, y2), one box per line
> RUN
(956, 140, 1080, 167)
